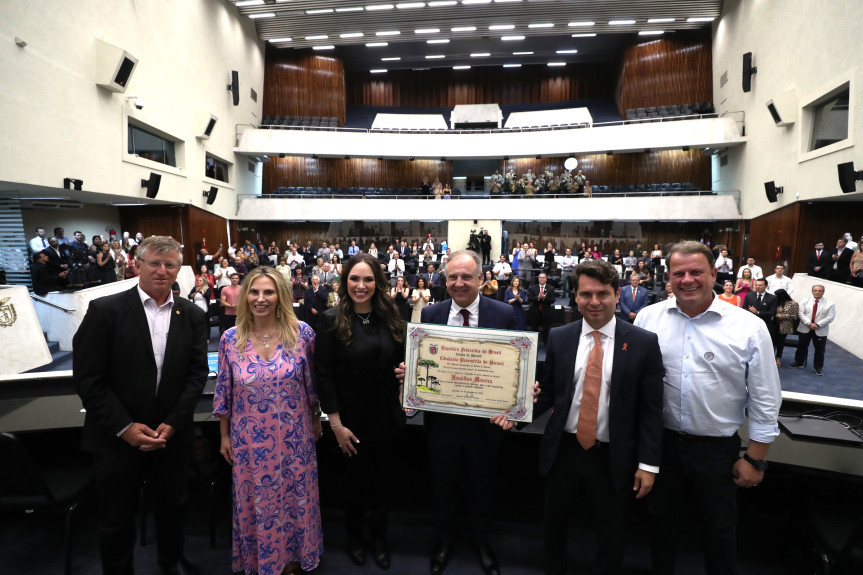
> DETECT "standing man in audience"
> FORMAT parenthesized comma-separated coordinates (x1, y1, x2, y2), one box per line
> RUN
(219, 273, 241, 334)
(285, 245, 305, 271)
(790, 284, 835, 376)
(491, 254, 511, 301)
(807, 241, 828, 279)
(744, 278, 778, 343)
(54, 226, 70, 245)
(42, 236, 70, 272)
(656, 281, 675, 302)
(316, 241, 331, 263)
(74, 236, 207, 575)
(387, 251, 405, 287)
(29, 227, 48, 253)
(714, 247, 734, 286)
(736, 256, 763, 280)
(765, 264, 793, 295)
(302, 240, 316, 267)
(536, 259, 664, 575)
(420, 263, 442, 302)
(480, 230, 492, 266)
(317, 262, 336, 291)
(634, 241, 781, 575)
(347, 240, 360, 257)
(529, 272, 557, 343)
(420, 250, 516, 575)
(559, 248, 577, 293)
(30, 251, 67, 295)
(828, 237, 853, 283)
(843, 232, 858, 252)
(618, 273, 649, 323)
(197, 246, 222, 273)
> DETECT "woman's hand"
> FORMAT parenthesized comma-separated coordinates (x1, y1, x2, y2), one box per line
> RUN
(219, 434, 233, 464)
(333, 425, 360, 456)
(394, 362, 406, 383)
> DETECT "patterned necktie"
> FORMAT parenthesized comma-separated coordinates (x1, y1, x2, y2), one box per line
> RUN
(459, 308, 470, 326)
(577, 331, 603, 450)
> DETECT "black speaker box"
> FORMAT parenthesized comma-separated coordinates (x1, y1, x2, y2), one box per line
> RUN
(742, 52, 756, 93)
(142, 173, 162, 198)
(228, 71, 239, 106)
(764, 181, 779, 203)
(837, 162, 859, 194)
(205, 186, 218, 205)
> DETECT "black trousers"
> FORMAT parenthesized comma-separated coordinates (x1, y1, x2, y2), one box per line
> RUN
(94, 440, 191, 574)
(650, 430, 741, 575)
(543, 434, 628, 575)
(343, 439, 396, 540)
(427, 414, 501, 544)
(795, 330, 827, 370)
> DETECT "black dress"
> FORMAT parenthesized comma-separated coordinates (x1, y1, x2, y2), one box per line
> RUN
(391, 288, 411, 322)
(98, 253, 116, 284)
(315, 308, 405, 542)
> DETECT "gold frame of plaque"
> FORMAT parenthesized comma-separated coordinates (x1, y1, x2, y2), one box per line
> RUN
(403, 323, 538, 422)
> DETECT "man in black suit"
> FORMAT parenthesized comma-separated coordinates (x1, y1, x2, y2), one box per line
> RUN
(529, 272, 557, 342)
(30, 251, 67, 295)
(74, 236, 208, 575)
(536, 259, 665, 575)
(303, 274, 328, 332)
(829, 238, 854, 283)
(480, 230, 492, 265)
(807, 241, 828, 279)
(420, 263, 441, 302)
(42, 236, 70, 272)
(420, 250, 517, 575)
(743, 279, 778, 332)
(302, 240, 316, 267)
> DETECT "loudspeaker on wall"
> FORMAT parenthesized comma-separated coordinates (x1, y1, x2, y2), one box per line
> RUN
(95, 38, 138, 93)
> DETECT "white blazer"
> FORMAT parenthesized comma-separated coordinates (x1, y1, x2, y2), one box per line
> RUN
(797, 297, 835, 336)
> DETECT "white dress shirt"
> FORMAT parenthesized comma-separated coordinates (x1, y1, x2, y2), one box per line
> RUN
(796, 296, 835, 336)
(736, 264, 763, 279)
(765, 274, 793, 295)
(138, 285, 173, 390)
(388, 258, 405, 277)
(30, 236, 48, 252)
(492, 262, 511, 281)
(446, 294, 480, 327)
(564, 319, 616, 440)
(634, 295, 781, 443)
(714, 255, 733, 274)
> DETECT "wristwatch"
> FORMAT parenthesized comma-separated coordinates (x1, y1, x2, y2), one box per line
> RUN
(743, 453, 769, 472)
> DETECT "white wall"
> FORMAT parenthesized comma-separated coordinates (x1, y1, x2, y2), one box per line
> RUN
(21, 205, 121, 245)
(713, 0, 863, 218)
(0, 0, 265, 219)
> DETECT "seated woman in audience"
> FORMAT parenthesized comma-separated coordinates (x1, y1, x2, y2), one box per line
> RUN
(331, 253, 343, 278)
(389, 276, 411, 322)
(443, 184, 452, 199)
(591, 245, 603, 260)
(292, 266, 309, 304)
(214, 266, 322, 575)
(633, 260, 650, 284)
(368, 242, 378, 258)
(197, 264, 214, 290)
(718, 280, 742, 307)
(111, 240, 126, 281)
(96, 242, 116, 285)
(327, 280, 341, 308)
(188, 275, 212, 343)
(315, 253, 406, 569)
(577, 242, 589, 260)
(505, 276, 528, 330)
(583, 179, 593, 197)
(773, 288, 798, 367)
(651, 244, 663, 269)
(124, 245, 139, 279)
(214, 257, 237, 295)
(275, 256, 292, 277)
(420, 248, 436, 265)
(608, 248, 623, 267)
(432, 177, 443, 199)
(480, 270, 499, 298)
(734, 267, 754, 298)
(851, 244, 863, 287)
(411, 240, 420, 256)
(411, 276, 431, 323)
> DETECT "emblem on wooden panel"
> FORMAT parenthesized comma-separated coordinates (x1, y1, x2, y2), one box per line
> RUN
(0, 297, 17, 327)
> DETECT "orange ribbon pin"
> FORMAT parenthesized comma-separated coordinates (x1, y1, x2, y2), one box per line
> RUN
(622, 343, 628, 351)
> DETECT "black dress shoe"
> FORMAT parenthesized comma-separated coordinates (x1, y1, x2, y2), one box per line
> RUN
(373, 538, 391, 570)
(348, 538, 366, 566)
(159, 557, 200, 575)
(477, 542, 500, 575)
(430, 542, 452, 575)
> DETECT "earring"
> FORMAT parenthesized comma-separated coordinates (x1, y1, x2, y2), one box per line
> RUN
(276, 308, 281, 318)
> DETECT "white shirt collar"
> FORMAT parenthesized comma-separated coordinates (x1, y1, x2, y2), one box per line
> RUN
(451, 293, 481, 316)
(137, 284, 174, 309)
(668, 292, 725, 320)
(580, 315, 616, 340)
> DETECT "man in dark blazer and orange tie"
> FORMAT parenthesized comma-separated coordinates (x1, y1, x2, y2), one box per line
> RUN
(420, 249, 516, 575)
(74, 236, 208, 575)
(535, 259, 665, 575)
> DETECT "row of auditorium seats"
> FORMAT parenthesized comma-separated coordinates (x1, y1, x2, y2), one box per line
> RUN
(265, 183, 703, 197)
(261, 115, 339, 128)
(370, 123, 590, 133)
(593, 182, 700, 194)
(624, 103, 715, 121)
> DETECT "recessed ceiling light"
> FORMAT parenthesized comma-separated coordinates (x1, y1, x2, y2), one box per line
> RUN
(306, 35, 328, 40)
(371, 69, 388, 73)
(687, 16, 716, 22)
(382, 57, 402, 61)
(426, 54, 446, 59)
(377, 30, 401, 36)
(648, 18, 675, 23)
(453, 65, 471, 70)
(547, 62, 566, 67)
(471, 52, 491, 57)
(494, 0, 522, 3)
(305, 8, 333, 14)
(501, 35, 525, 41)
(336, 6, 365, 11)
(489, 24, 515, 30)
(428, 39, 450, 44)
(571, 33, 597, 38)
(366, 42, 389, 46)
(397, 2, 426, 7)
(452, 26, 477, 32)
(416, 28, 441, 33)
(462, 0, 491, 4)
(429, 0, 457, 5)
(503, 63, 521, 68)
(639, 30, 664, 36)
(556, 49, 578, 54)
(249, 12, 275, 18)
(609, 19, 636, 25)
(340, 32, 364, 38)
(528, 23, 554, 29)
(313, 45, 336, 50)
(365, 4, 395, 10)
(568, 21, 595, 27)
(413, 67, 430, 70)
(236, 0, 264, 6)
(512, 51, 533, 55)
(268, 37, 292, 43)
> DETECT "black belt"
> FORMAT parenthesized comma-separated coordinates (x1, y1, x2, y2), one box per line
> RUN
(664, 429, 735, 442)
(563, 432, 608, 450)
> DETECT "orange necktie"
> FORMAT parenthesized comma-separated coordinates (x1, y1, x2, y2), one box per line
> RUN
(577, 331, 603, 450)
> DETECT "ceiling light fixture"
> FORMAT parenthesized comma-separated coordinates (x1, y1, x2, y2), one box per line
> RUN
(336, 6, 365, 11)
(396, 2, 426, 7)
(365, 3, 395, 10)
(249, 12, 275, 18)
(235, 0, 264, 6)
(416, 28, 441, 33)
(556, 49, 578, 54)
(512, 51, 533, 55)
(471, 52, 491, 57)
(426, 54, 446, 59)
(568, 21, 595, 27)
(547, 62, 566, 67)
(371, 69, 388, 73)
(376, 30, 400, 36)
(501, 35, 525, 41)
(306, 35, 328, 40)
(340, 32, 364, 38)
(382, 56, 402, 61)
(503, 63, 521, 68)
(313, 45, 335, 50)
(489, 24, 515, 30)
(428, 39, 450, 43)
(638, 30, 664, 35)
(571, 33, 597, 37)
(429, 0, 457, 5)
(687, 16, 716, 22)
(305, 8, 333, 14)
(453, 65, 471, 70)
(528, 23, 554, 28)
(648, 18, 675, 23)
(366, 42, 389, 46)
(452, 26, 477, 32)
(462, 0, 491, 4)
(609, 19, 636, 25)
(268, 37, 292, 43)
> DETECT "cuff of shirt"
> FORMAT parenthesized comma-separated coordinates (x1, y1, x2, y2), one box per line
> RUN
(638, 463, 660, 474)
(116, 422, 132, 437)
(748, 420, 780, 444)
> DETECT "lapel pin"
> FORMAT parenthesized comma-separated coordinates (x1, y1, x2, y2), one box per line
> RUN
(622, 343, 628, 351)
(175, 310, 180, 315)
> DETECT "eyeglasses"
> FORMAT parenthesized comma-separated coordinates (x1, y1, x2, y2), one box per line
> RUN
(139, 258, 181, 271)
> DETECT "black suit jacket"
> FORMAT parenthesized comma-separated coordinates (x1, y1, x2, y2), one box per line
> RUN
(41, 246, 69, 271)
(73, 286, 208, 455)
(528, 283, 557, 313)
(742, 291, 777, 324)
(829, 247, 854, 283)
(535, 319, 665, 493)
(807, 250, 828, 278)
(30, 261, 65, 296)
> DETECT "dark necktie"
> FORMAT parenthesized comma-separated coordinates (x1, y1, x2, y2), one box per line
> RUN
(577, 331, 603, 450)
(757, 294, 762, 306)
(459, 308, 470, 326)
(811, 300, 818, 323)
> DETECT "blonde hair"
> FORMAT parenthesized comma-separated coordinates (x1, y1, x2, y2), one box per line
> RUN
(234, 267, 299, 351)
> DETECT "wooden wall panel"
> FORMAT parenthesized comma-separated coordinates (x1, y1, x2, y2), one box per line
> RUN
(745, 203, 800, 273)
(119, 206, 229, 267)
(616, 31, 713, 116)
(263, 48, 346, 122)
(500, 150, 710, 189)
(346, 63, 616, 107)
(263, 157, 453, 191)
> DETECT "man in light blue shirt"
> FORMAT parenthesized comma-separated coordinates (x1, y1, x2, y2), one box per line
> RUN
(634, 240, 781, 575)
(347, 240, 360, 257)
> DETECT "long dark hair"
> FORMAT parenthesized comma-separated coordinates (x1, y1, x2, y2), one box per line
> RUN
(334, 253, 405, 346)
(774, 288, 792, 305)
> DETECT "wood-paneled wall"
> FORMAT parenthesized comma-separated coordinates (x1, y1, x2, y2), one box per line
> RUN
(501, 150, 710, 189)
(263, 48, 346, 122)
(346, 63, 616, 107)
(263, 157, 453, 191)
(119, 205, 230, 267)
(616, 31, 712, 116)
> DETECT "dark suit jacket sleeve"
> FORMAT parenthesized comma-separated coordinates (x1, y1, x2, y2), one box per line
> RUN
(635, 331, 666, 468)
(163, 300, 208, 432)
(762, 293, 778, 322)
(315, 310, 340, 414)
(73, 301, 134, 435)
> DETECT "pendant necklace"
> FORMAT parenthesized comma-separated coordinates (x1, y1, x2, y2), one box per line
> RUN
(254, 331, 272, 349)
(355, 312, 372, 325)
